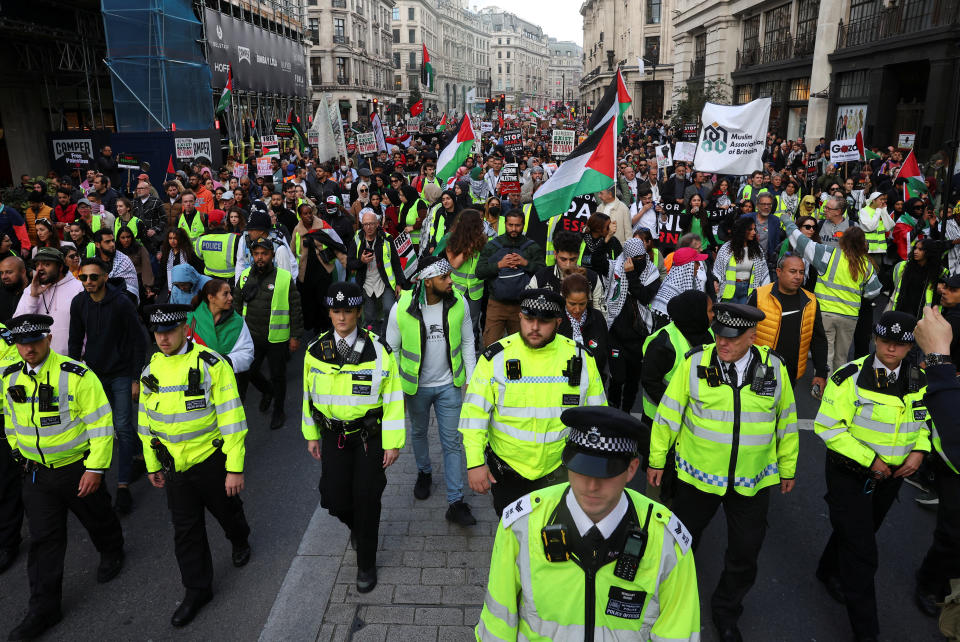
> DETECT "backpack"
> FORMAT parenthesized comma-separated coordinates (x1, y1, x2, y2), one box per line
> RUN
(488, 238, 534, 303)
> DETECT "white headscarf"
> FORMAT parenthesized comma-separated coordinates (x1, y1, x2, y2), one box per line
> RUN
(605, 239, 658, 329)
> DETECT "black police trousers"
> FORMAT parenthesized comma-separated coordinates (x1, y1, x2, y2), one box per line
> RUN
(486, 449, 566, 517)
(817, 455, 902, 640)
(670, 479, 771, 629)
(0, 439, 23, 551)
(241, 340, 288, 411)
(22, 459, 123, 616)
(917, 459, 960, 598)
(319, 430, 386, 571)
(164, 450, 250, 597)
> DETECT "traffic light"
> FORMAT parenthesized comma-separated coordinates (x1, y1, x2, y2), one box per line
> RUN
(499, 94, 506, 110)
(485, 98, 493, 114)
(373, 98, 379, 108)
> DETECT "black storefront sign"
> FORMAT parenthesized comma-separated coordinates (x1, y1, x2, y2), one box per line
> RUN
(204, 8, 308, 97)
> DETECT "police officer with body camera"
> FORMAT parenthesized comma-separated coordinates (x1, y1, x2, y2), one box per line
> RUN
(138, 303, 250, 628)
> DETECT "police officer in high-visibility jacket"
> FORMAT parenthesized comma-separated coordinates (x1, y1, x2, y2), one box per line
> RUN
(459, 288, 607, 516)
(3, 314, 124, 642)
(814, 311, 929, 641)
(195, 210, 241, 279)
(0, 323, 24, 575)
(648, 303, 798, 642)
(476, 406, 700, 642)
(138, 303, 250, 628)
(302, 282, 404, 594)
(235, 237, 303, 430)
(912, 306, 960, 617)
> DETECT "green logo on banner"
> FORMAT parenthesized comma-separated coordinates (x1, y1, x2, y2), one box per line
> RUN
(701, 122, 729, 153)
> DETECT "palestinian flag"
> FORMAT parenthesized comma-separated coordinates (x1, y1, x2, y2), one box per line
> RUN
(437, 113, 447, 132)
(532, 117, 617, 221)
(897, 149, 928, 199)
(529, 110, 542, 119)
(421, 44, 434, 91)
(436, 113, 475, 182)
(287, 109, 307, 151)
(586, 68, 631, 134)
(410, 100, 424, 117)
(216, 65, 233, 113)
(855, 129, 881, 161)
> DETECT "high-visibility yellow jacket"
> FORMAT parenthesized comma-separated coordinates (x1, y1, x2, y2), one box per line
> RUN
(476, 484, 700, 642)
(650, 344, 798, 496)
(238, 266, 293, 342)
(458, 334, 606, 480)
(301, 329, 405, 450)
(197, 232, 239, 278)
(814, 355, 930, 467)
(137, 341, 247, 473)
(178, 210, 206, 240)
(451, 252, 484, 301)
(889, 260, 946, 313)
(395, 289, 467, 394)
(3, 350, 113, 470)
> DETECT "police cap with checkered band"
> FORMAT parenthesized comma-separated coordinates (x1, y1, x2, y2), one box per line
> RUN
(873, 310, 916, 343)
(326, 281, 363, 310)
(561, 406, 645, 478)
(711, 303, 766, 338)
(519, 288, 564, 320)
(7, 314, 53, 344)
(143, 304, 192, 333)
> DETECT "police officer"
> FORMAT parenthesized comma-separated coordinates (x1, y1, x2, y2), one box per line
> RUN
(476, 406, 700, 641)
(139, 303, 250, 627)
(235, 237, 303, 429)
(195, 210, 241, 279)
(2, 314, 124, 641)
(814, 310, 928, 642)
(648, 303, 798, 642)
(459, 288, 607, 517)
(301, 282, 404, 594)
(0, 323, 23, 574)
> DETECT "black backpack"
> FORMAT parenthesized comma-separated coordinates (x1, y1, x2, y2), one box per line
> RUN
(488, 238, 534, 303)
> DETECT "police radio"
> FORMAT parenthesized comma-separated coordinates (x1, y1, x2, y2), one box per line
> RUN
(37, 384, 57, 412)
(186, 368, 203, 396)
(614, 504, 653, 581)
(541, 524, 570, 562)
(564, 355, 583, 387)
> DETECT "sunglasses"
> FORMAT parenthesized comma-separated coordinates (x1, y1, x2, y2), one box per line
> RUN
(77, 273, 101, 282)
(801, 224, 816, 230)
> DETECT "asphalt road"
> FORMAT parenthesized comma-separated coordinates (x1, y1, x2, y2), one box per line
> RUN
(0, 317, 951, 641)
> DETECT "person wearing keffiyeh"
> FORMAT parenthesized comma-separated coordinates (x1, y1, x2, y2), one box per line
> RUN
(651, 247, 710, 328)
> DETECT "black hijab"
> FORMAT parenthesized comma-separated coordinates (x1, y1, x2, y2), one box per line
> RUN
(667, 290, 714, 346)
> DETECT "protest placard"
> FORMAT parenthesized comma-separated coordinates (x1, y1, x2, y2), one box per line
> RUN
(357, 132, 378, 155)
(551, 129, 575, 158)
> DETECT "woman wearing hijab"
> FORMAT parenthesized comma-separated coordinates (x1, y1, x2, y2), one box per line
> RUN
(888, 237, 947, 317)
(582, 212, 623, 277)
(453, 180, 474, 211)
(637, 290, 714, 496)
(558, 273, 609, 373)
(397, 184, 423, 247)
(713, 216, 770, 304)
(185, 278, 254, 377)
(650, 246, 711, 328)
(421, 189, 459, 256)
(169, 263, 211, 305)
(605, 238, 661, 412)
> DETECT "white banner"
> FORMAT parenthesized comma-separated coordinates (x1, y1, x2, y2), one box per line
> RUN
(174, 137, 212, 160)
(674, 141, 696, 163)
(327, 94, 349, 161)
(830, 138, 860, 163)
(693, 98, 771, 175)
(551, 129, 575, 158)
(371, 113, 388, 152)
(357, 132, 378, 156)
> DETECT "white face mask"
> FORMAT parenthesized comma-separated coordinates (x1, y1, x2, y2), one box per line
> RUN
(340, 166, 347, 171)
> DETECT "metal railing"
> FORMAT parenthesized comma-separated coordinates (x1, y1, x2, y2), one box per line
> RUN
(734, 33, 817, 70)
(837, 0, 960, 48)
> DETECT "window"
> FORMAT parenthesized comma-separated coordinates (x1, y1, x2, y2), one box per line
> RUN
(408, 7, 415, 19)
(506, 51, 510, 58)
(392, 29, 399, 43)
(506, 63, 511, 73)
(356, 0, 363, 16)
(506, 38, 510, 45)
(643, 37, 660, 65)
(764, 4, 790, 44)
(742, 15, 760, 51)
(498, 38, 502, 44)
(395, 74, 402, 89)
(796, 0, 819, 53)
(308, 18, 319, 42)
(310, 58, 322, 84)
(334, 18, 346, 43)
(850, 0, 879, 23)
(789, 77, 810, 101)
(755, 80, 781, 99)
(734, 84, 752, 105)
(836, 70, 869, 98)
(393, 52, 401, 68)
(336, 57, 347, 82)
(409, 51, 416, 67)
(409, 29, 416, 43)
(498, 63, 502, 73)
(392, 7, 399, 20)
(498, 51, 502, 58)
(646, 0, 661, 24)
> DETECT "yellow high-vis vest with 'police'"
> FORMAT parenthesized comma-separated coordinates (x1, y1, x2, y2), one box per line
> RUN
(815, 248, 875, 318)
(300, 329, 405, 449)
(197, 232, 239, 278)
(458, 334, 607, 480)
(814, 355, 930, 467)
(477, 484, 700, 642)
(238, 266, 293, 342)
(137, 342, 247, 473)
(3, 351, 114, 470)
(650, 344, 798, 497)
(395, 289, 466, 395)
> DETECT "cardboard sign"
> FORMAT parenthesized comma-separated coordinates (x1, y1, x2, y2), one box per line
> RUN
(262, 135, 279, 147)
(65, 152, 89, 166)
(551, 129, 575, 158)
(256, 158, 273, 176)
(683, 123, 698, 142)
(394, 231, 418, 279)
(498, 163, 521, 195)
(357, 132, 378, 156)
(552, 194, 597, 234)
(233, 164, 249, 178)
(307, 132, 320, 146)
(503, 129, 523, 154)
(657, 202, 684, 247)
(480, 121, 493, 133)
(674, 142, 696, 163)
(830, 139, 860, 163)
(407, 117, 420, 133)
(655, 144, 673, 168)
(273, 122, 293, 138)
(897, 132, 916, 149)
(117, 153, 140, 170)
(175, 137, 195, 159)
(806, 159, 818, 175)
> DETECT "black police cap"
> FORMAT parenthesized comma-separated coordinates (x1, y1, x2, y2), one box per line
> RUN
(711, 303, 765, 338)
(874, 310, 916, 343)
(561, 406, 645, 479)
(326, 282, 363, 310)
(519, 288, 564, 320)
(144, 304, 192, 333)
(7, 314, 53, 344)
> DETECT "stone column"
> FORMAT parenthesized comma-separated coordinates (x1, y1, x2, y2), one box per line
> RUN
(806, 0, 844, 148)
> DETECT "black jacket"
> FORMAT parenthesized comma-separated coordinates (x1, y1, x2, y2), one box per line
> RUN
(558, 308, 609, 374)
(68, 283, 146, 379)
(924, 364, 960, 467)
(347, 230, 408, 290)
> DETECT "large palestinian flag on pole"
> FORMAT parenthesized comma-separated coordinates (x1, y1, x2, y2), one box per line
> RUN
(532, 117, 617, 221)
(586, 68, 631, 134)
(436, 113, 475, 182)
(896, 149, 928, 199)
(421, 44, 434, 91)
